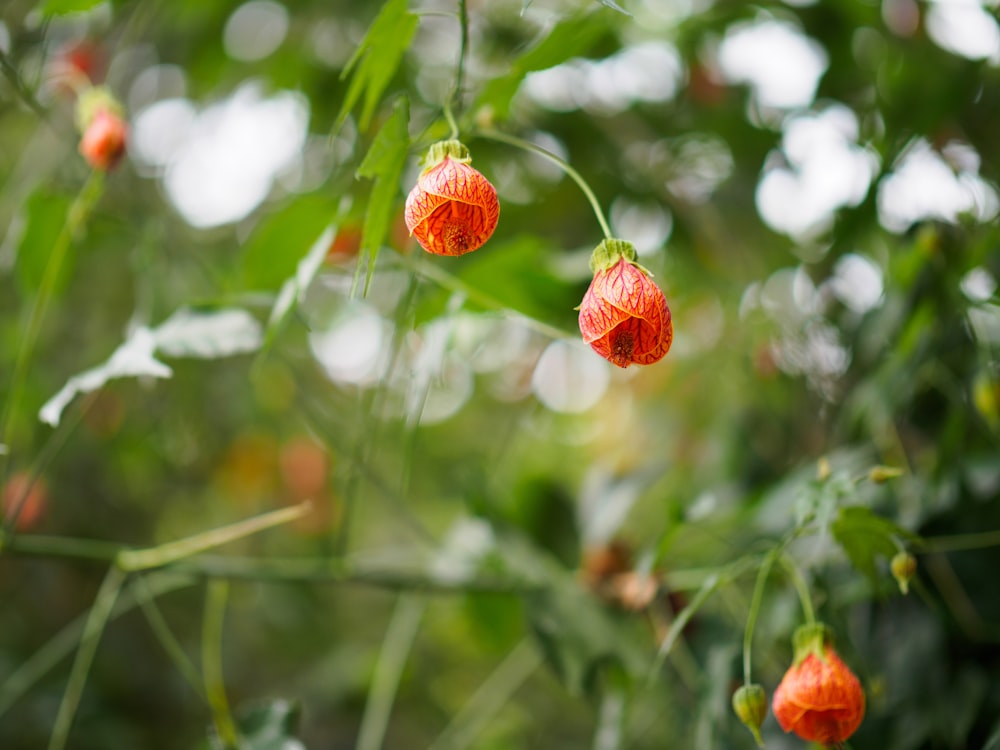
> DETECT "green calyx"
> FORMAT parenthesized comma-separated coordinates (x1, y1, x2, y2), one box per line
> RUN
(791, 622, 833, 666)
(75, 86, 124, 133)
(423, 139, 472, 170)
(588, 238, 639, 274)
(732, 684, 767, 747)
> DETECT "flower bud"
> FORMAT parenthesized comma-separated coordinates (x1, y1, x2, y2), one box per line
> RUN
(868, 465, 904, 483)
(890, 551, 917, 595)
(732, 683, 767, 747)
(772, 623, 865, 745)
(404, 140, 499, 256)
(75, 87, 128, 171)
(577, 239, 673, 368)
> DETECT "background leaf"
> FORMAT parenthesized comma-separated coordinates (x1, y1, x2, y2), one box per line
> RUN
(355, 96, 409, 294)
(335, 0, 418, 130)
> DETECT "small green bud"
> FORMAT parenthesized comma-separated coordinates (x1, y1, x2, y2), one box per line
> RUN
(868, 465, 904, 483)
(891, 551, 917, 595)
(732, 684, 767, 747)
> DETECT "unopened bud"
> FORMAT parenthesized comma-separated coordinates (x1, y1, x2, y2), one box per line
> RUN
(732, 683, 767, 747)
(868, 465, 904, 483)
(890, 551, 917, 595)
(817, 457, 831, 482)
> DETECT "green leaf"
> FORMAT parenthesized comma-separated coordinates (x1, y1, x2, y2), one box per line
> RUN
(831, 506, 916, 586)
(16, 190, 74, 296)
(39, 0, 105, 15)
(475, 14, 611, 120)
(355, 96, 410, 295)
(40, 308, 262, 426)
(265, 223, 337, 341)
(420, 235, 580, 331)
(336, 0, 418, 131)
(242, 195, 339, 291)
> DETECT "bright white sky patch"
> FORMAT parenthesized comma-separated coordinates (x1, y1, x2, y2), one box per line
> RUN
(829, 254, 884, 314)
(926, 0, 1000, 62)
(877, 139, 1000, 233)
(132, 98, 197, 168)
(159, 82, 308, 228)
(523, 41, 684, 115)
(532, 340, 610, 413)
(309, 304, 388, 386)
(224, 1, 290, 62)
(718, 19, 829, 109)
(961, 267, 997, 303)
(756, 105, 879, 238)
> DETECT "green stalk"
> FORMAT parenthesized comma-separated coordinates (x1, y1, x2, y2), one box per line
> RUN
(203, 579, 239, 748)
(427, 638, 540, 750)
(477, 129, 613, 239)
(132, 575, 206, 700)
(47, 565, 126, 750)
(116, 500, 312, 571)
(742, 547, 780, 685)
(780, 554, 816, 625)
(1, 172, 104, 481)
(356, 595, 427, 750)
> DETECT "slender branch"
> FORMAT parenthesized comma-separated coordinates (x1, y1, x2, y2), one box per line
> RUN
(1, 172, 105, 486)
(0, 572, 194, 720)
(742, 547, 780, 685)
(132, 575, 206, 700)
(0, 48, 51, 123)
(395, 253, 572, 341)
(477, 129, 613, 239)
(203, 580, 239, 748)
(780, 554, 815, 625)
(47, 566, 126, 750)
(453, 0, 469, 115)
(427, 638, 540, 750)
(4, 536, 539, 594)
(116, 500, 312, 571)
(917, 529, 1000, 553)
(357, 595, 426, 750)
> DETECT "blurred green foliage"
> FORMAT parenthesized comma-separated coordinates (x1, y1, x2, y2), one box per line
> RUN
(2, 0, 1000, 748)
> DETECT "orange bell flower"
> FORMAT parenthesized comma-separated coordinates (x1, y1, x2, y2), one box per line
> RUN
(772, 624, 866, 746)
(404, 140, 499, 256)
(578, 239, 673, 368)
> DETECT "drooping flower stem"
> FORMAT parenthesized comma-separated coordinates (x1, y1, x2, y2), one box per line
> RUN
(781, 553, 816, 625)
(441, 0, 469, 140)
(478, 129, 613, 240)
(742, 547, 780, 685)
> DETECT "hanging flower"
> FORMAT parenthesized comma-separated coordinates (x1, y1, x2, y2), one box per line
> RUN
(404, 140, 500, 256)
(75, 87, 128, 171)
(578, 239, 672, 368)
(772, 623, 866, 746)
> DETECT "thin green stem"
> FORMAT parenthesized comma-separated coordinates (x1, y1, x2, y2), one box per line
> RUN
(116, 500, 312, 571)
(477, 129, 613, 239)
(453, 0, 469, 115)
(0, 572, 195, 720)
(1, 172, 104, 481)
(780, 554, 815, 625)
(132, 575, 206, 700)
(0, 48, 52, 124)
(5, 536, 537, 593)
(47, 565, 126, 750)
(395, 254, 572, 341)
(427, 638, 540, 750)
(742, 547, 780, 685)
(356, 595, 427, 750)
(917, 529, 1000, 553)
(203, 579, 239, 748)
